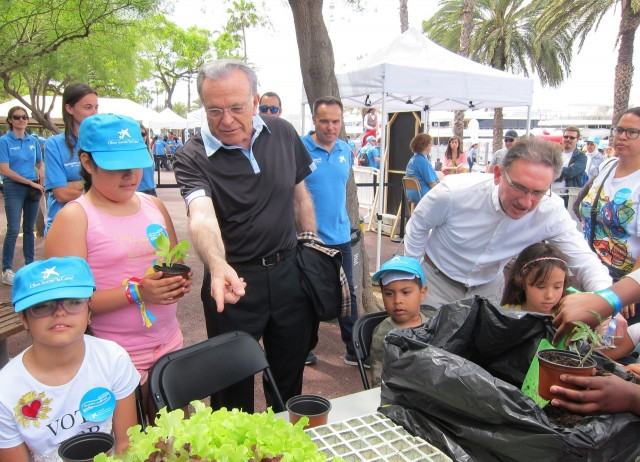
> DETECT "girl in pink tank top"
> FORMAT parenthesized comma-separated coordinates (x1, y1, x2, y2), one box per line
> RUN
(44, 114, 192, 420)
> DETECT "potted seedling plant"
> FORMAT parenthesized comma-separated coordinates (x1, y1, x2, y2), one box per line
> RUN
(94, 401, 344, 462)
(537, 311, 616, 400)
(152, 233, 191, 280)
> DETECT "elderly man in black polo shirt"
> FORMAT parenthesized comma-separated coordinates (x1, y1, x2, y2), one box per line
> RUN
(174, 59, 317, 413)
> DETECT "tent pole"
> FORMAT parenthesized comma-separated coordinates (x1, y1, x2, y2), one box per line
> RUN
(301, 102, 306, 134)
(377, 89, 387, 271)
(526, 105, 531, 136)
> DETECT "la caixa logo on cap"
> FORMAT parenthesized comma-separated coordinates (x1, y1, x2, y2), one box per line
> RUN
(29, 265, 74, 289)
(107, 127, 140, 147)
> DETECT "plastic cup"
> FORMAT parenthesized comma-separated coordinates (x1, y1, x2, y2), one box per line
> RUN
(286, 394, 331, 429)
(58, 432, 115, 462)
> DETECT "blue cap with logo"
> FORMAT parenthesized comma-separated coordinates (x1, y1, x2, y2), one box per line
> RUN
(12, 257, 96, 312)
(372, 255, 425, 286)
(79, 113, 152, 170)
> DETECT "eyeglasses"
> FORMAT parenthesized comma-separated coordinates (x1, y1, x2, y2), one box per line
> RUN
(563, 135, 577, 140)
(503, 170, 551, 199)
(11, 115, 28, 121)
(205, 105, 248, 119)
(28, 298, 89, 318)
(504, 138, 514, 143)
(613, 126, 640, 139)
(259, 105, 280, 114)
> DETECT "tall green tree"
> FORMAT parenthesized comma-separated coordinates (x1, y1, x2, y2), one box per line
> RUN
(0, 0, 158, 132)
(226, 0, 268, 62)
(142, 17, 214, 109)
(537, 0, 640, 127)
(424, 0, 573, 151)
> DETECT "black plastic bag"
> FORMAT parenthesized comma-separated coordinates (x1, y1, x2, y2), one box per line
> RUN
(379, 296, 640, 462)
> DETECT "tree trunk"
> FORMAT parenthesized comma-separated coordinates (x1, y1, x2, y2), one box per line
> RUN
(453, 0, 475, 142)
(492, 107, 503, 153)
(399, 0, 409, 33)
(289, 0, 380, 314)
(612, 2, 640, 127)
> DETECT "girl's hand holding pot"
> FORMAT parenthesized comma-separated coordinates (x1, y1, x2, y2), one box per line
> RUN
(140, 271, 187, 304)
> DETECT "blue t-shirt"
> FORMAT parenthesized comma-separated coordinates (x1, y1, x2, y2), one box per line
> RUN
(301, 133, 352, 245)
(44, 133, 82, 233)
(153, 139, 167, 155)
(137, 165, 156, 192)
(405, 153, 439, 202)
(0, 131, 41, 182)
(367, 146, 380, 169)
(166, 139, 181, 154)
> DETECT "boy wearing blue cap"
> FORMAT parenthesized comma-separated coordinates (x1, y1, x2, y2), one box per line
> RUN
(0, 257, 139, 461)
(370, 255, 429, 387)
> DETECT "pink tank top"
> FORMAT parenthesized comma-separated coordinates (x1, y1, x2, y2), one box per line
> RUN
(74, 193, 180, 352)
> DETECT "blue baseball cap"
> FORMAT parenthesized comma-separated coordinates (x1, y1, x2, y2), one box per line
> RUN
(78, 114, 152, 170)
(586, 136, 599, 144)
(366, 135, 375, 142)
(372, 255, 425, 286)
(598, 141, 607, 151)
(12, 257, 96, 313)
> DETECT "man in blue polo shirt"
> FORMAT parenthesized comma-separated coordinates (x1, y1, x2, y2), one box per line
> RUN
(153, 134, 169, 171)
(302, 96, 361, 367)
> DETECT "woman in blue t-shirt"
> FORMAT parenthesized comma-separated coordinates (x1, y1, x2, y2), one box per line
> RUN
(44, 83, 98, 234)
(0, 107, 44, 285)
(405, 133, 439, 203)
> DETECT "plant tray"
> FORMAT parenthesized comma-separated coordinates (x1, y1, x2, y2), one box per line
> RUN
(306, 412, 451, 462)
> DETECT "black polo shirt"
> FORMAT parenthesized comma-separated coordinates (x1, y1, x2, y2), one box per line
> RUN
(174, 116, 313, 263)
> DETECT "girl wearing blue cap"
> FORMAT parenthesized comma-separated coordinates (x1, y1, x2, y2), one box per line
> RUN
(0, 257, 140, 461)
(44, 113, 191, 420)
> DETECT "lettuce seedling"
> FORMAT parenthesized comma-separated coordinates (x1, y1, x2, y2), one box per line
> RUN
(154, 234, 189, 268)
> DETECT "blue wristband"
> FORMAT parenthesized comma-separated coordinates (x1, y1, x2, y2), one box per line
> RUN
(595, 288, 623, 317)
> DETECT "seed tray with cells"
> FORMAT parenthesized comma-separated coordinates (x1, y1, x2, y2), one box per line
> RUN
(306, 412, 452, 462)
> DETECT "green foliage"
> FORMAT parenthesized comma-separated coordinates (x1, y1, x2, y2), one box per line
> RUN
(154, 234, 190, 268)
(423, 0, 572, 87)
(94, 401, 335, 461)
(172, 101, 188, 117)
(570, 310, 616, 366)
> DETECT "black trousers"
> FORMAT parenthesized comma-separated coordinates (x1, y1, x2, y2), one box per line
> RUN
(201, 250, 314, 413)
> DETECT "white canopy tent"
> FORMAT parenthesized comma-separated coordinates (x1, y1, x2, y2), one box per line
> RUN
(322, 28, 534, 269)
(148, 107, 188, 131)
(0, 96, 161, 129)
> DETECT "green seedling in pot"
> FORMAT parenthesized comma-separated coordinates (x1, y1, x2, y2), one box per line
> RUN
(569, 310, 617, 366)
(154, 233, 190, 268)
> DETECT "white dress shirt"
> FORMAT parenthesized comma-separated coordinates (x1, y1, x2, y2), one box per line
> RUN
(404, 173, 612, 291)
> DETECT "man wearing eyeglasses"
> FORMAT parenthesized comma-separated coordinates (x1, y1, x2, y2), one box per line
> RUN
(405, 136, 612, 309)
(258, 91, 282, 117)
(173, 60, 316, 414)
(552, 125, 587, 205)
(488, 129, 518, 173)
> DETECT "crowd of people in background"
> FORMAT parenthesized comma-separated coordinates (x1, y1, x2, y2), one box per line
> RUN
(1, 57, 640, 460)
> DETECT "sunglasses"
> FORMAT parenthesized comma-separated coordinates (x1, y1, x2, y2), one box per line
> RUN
(504, 138, 514, 143)
(141, 132, 148, 137)
(563, 135, 577, 140)
(11, 114, 28, 120)
(28, 298, 89, 318)
(259, 105, 280, 114)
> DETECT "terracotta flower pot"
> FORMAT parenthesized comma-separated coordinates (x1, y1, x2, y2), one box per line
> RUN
(58, 432, 114, 462)
(537, 349, 596, 401)
(286, 394, 331, 429)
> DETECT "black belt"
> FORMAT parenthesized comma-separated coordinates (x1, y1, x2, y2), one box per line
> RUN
(248, 248, 295, 267)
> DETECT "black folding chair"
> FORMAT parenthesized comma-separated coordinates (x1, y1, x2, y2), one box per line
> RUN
(352, 311, 389, 390)
(148, 331, 285, 412)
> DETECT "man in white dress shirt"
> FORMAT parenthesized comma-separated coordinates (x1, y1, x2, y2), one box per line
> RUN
(404, 136, 612, 308)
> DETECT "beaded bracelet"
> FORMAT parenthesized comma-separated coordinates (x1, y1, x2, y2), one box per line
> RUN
(595, 288, 623, 317)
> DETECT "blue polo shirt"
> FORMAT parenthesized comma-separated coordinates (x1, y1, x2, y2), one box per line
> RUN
(44, 133, 82, 233)
(0, 131, 41, 182)
(137, 164, 156, 192)
(367, 146, 380, 169)
(153, 139, 167, 156)
(302, 133, 352, 245)
(405, 153, 439, 202)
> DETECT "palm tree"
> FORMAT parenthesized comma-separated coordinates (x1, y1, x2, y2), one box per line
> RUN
(226, 0, 268, 63)
(424, 0, 573, 151)
(537, 0, 640, 127)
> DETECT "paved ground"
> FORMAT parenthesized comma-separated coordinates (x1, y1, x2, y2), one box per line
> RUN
(1, 171, 403, 411)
